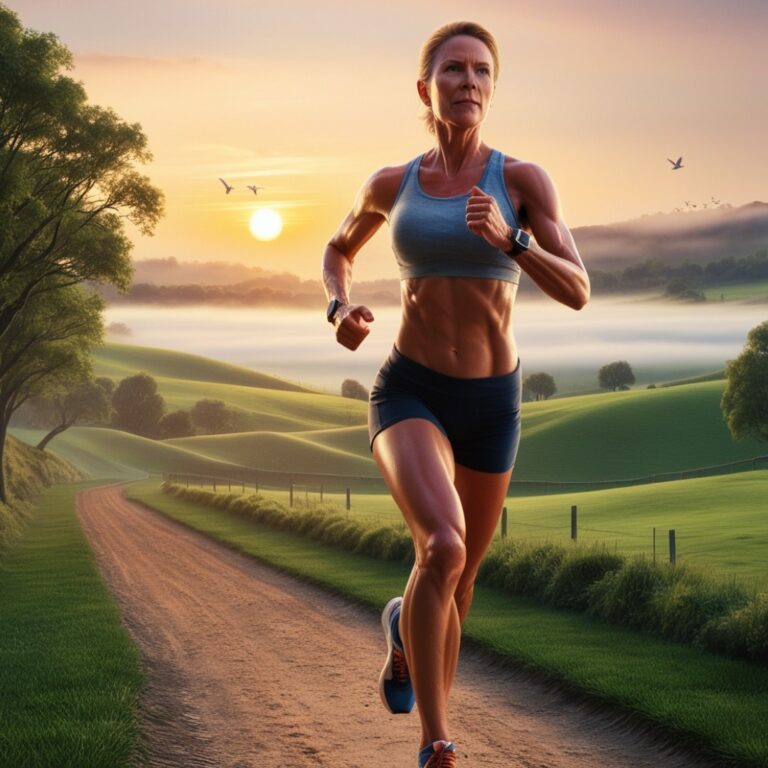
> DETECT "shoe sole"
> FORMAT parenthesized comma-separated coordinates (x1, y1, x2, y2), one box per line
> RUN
(378, 596, 404, 714)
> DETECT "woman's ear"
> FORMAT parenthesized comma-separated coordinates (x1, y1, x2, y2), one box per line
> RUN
(416, 80, 431, 107)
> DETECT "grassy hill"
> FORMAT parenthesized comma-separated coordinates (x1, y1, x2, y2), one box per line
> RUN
(92, 342, 311, 393)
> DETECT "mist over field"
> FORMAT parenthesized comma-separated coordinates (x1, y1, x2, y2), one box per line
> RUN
(104, 297, 766, 393)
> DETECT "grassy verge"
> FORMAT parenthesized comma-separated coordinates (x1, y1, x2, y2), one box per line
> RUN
(127, 478, 768, 768)
(0, 479, 144, 768)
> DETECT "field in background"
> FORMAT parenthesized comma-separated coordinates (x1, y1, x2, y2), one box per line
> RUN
(9, 342, 767, 590)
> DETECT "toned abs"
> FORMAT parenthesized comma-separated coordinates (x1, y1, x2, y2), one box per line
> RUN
(396, 276, 518, 378)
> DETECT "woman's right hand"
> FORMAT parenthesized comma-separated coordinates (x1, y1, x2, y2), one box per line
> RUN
(334, 304, 374, 350)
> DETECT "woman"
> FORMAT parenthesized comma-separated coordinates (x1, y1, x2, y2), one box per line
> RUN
(322, 21, 589, 768)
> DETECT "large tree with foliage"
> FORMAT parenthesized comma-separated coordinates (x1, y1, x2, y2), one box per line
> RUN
(25, 376, 113, 450)
(111, 373, 165, 439)
(190, 399, 232, 435)
(0, 282, 103, 501)
(523, 372, 556, 401)
(0, 4, 163, 350)
(721, 321, 768, 442)
(598, 361, 635, 391)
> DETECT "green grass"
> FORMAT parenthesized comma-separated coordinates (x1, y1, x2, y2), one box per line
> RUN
(125, 478, 768, 768)
(92, 341, 310, 392)
(199, 469, 768, 591)
(702, 282, 768, 302)
(0, 479, 143, 768)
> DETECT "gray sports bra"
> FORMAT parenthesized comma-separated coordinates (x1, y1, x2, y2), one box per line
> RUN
(389, 148, 522, 283)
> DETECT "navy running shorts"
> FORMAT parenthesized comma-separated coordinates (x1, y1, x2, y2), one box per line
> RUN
(368, 345, 522, 473)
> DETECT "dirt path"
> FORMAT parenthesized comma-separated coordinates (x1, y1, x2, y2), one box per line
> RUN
(76, 483, 720, 768)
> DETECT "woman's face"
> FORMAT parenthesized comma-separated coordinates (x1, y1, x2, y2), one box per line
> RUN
(421, 35, 496, 133)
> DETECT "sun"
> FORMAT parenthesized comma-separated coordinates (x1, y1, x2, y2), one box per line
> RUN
(249, 208, 283, 241)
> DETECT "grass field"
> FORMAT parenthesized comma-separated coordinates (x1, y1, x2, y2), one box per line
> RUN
(11, 376, 764, 485)
(125, 478, 768, 768)
(702, 282, 768, 302)
(195, 468, 768, 591)
(0, 480, 143, 768)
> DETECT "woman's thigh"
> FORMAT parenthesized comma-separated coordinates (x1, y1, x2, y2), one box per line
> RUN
(454, 463, 512, 575)
(371, 418, 465, 549)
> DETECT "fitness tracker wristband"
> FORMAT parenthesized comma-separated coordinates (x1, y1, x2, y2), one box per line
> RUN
(506, 227, 530, 258)
(326, 297, 344, 324)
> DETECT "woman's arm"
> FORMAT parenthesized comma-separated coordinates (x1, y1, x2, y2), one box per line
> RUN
(322, 166, 404, 350)
(466, 162, 590, 310)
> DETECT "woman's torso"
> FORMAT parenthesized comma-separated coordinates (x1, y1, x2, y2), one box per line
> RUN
(385, 146, 523, 377)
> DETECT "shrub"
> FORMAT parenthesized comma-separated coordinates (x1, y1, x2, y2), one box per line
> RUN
(586, 555, 670, 627)
(652, 565, 751, 643)
(545, 545, 625, 610)
(503, 542, 566, 599)
(699, 592, 768, 663)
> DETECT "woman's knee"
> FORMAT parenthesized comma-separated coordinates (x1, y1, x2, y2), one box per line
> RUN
(419, 528, 467, 583)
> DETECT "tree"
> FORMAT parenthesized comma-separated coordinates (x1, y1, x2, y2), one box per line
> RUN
(341, 378, 369, 401)
(523, 372, 556, 401)
(721, 321, 768, 442)
(111, 373, 165, 438)
(158, 410, 194, 439)
(28, 376, 111, 450)
(598, 361, 635, 391)
(0, 282, 103, 501)
(190, 399, 231, 435)
(0, 5, 163, 348)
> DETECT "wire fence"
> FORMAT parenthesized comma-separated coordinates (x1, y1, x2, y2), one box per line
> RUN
(161, 453, 768, 504)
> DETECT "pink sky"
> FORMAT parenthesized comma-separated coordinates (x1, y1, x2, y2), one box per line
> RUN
(8, 0, 768, 280)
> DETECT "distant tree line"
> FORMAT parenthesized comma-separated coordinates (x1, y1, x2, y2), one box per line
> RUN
(14, 372, 254, 443)
(589, 247, 768, 299)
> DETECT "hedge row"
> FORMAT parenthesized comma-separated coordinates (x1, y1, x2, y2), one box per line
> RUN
(161, 482, 415, 564)
(161, 482, 767, 665)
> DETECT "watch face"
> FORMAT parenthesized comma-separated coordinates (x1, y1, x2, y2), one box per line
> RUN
(327, 298, 342, 322)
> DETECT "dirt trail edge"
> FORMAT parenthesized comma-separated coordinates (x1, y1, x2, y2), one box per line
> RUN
(77, 483, 721, 768)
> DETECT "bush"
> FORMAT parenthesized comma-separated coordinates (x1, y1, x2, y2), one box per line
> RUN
(586, 555, 670, 627)
(652, 565, 751, 644)
(545, 545, 625, 610)
(501, 542, 565, 599)
(699, 592, 768, 663)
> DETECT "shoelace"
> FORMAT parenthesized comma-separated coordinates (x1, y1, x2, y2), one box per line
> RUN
(425, 746, 456, 768)
(392, 646, 410, 684)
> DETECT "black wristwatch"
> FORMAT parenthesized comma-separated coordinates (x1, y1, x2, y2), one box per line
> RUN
(506, 227, 530, 258)
(326, 297, 345, 324)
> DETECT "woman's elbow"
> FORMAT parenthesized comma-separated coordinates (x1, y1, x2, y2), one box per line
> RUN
(568, 277, 590, 311)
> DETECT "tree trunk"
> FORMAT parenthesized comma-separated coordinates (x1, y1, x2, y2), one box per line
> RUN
(0, 421, 8, 504)
(36, 422, 71, 451)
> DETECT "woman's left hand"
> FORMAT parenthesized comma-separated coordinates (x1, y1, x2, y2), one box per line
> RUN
(466, 185, 513, 251)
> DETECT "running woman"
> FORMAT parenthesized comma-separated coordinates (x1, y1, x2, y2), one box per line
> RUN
(322, 21, 589, 767)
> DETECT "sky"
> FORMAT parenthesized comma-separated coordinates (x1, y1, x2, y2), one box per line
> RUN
(7, 0, 768, 281)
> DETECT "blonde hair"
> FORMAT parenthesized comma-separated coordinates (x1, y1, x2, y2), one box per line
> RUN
(417, 21, 500, 135)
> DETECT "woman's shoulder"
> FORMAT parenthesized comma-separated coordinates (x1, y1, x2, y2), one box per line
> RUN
(360, 156, 420, 216)
(500, 153, 559, 202)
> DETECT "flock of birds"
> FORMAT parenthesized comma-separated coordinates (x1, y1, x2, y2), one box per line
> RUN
(666, 156, 726, 212)
(219, 178, 266, 196)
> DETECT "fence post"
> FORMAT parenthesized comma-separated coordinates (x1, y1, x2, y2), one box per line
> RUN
(228, 479, 231, 492)
(242, 480, 245, 493)
(290, 483, 294, 507)
(669, 529, 676, 564)
(346, 487, 351, 511)
(571, 505, 578, 540)
(652, 527, 656, 563)
(320, 484, 324, 502)
(501, 507, 507, 539)
(213, 477, 216, 492)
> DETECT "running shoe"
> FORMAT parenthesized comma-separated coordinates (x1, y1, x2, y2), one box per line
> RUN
(419, 740, 457, 767)
(378, 596, 415, 714)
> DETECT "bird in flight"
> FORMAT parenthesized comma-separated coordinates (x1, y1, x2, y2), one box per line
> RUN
(712, 197, 721, 205)
(219, 178, 234, 194)
(684, 200, 692, 207)
(246, 185, 266, 195)
(667, 157, 683, 170)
